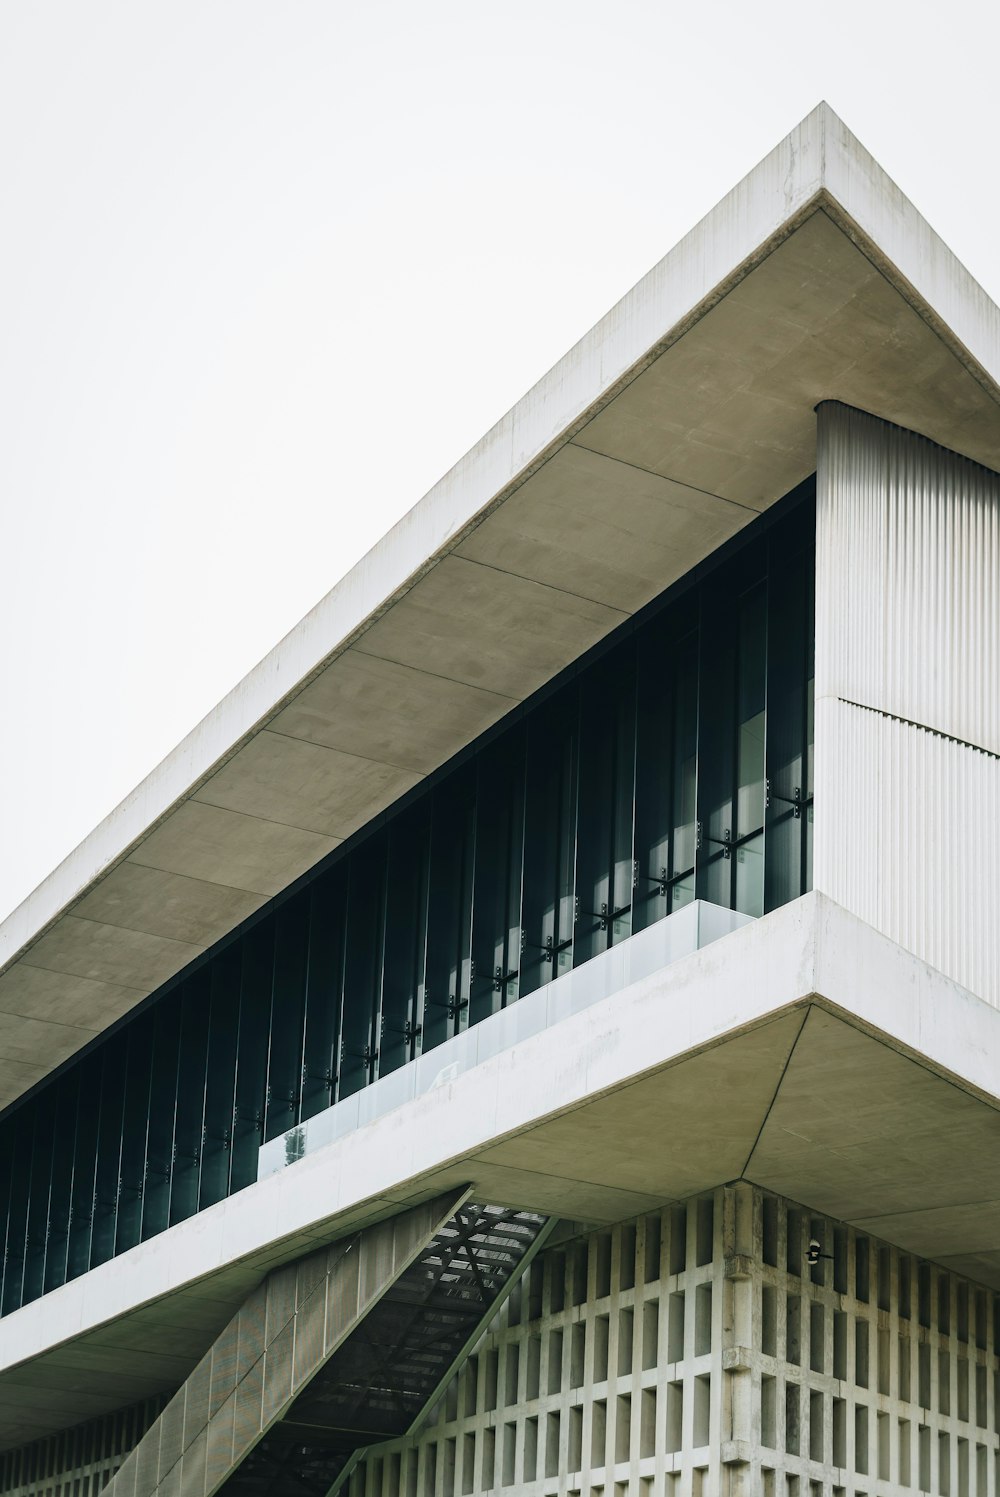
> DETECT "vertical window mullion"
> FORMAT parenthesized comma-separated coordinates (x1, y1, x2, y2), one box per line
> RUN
(90, 1034, 127, 1271)
(424, 767, 475, 1051)
(2, 1109, 33, 1312)
(200, 943, 243, 1208)
(263, 897, 309, 1142)
(140, 998, 181, 1242)
(230, 920, 274, 1191)
(300, 869, 346, 1123)
(67, 1054, 100, 1283)
(43, 1071, 79, 1293)
(168, 976, 207, 1226)
(338, 833, 387, 1099)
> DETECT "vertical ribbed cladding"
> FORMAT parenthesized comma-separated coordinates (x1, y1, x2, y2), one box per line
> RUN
(816, 403, 1000, 754)
(815, 403, 1000, 1009)
(815, 698, 999, 1005)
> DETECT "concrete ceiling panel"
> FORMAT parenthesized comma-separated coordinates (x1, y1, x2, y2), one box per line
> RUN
(191, 729, 424, 840)
(20, 916, 203, 992)
(0, 963, 145, 1029)
(456, 443, 755, 612)
(852, 1199, 1000, 1261)
(127, 801, 340, 896)
(937, 1252, 1000, 1290)
(746, 1008, 1000, 1233)
(0, 1058, 49, 1111)
(270, 650, 518, 773)
(474, 1011, 804, 1202)
(403, 1160, 667, 1226)
(577, 214, 1000, 509)
(355, 554, 628, 700)
(0, 1011, 98, 1069)
(71, 863, 266, 947)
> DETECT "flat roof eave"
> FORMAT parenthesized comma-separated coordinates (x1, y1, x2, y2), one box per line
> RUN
(2, 102, 1000, 1109)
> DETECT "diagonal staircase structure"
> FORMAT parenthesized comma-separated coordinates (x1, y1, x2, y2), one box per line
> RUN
(103, 1192, 550, 1497)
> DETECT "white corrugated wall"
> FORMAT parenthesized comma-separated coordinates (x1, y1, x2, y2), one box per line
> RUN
(815, 403, 1000, 1007)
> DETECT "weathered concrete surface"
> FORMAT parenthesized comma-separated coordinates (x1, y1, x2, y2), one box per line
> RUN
(2, 101, 999, 1107)
(2, 893, 999, 1448)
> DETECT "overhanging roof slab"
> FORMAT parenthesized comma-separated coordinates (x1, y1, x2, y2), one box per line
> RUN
(2, 103, 1000, 1109)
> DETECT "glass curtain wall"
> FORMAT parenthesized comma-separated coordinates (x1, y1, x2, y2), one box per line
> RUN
(0, 486, 815, 1316)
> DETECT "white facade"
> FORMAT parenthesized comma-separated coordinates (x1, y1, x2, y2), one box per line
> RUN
(0, 105, 998, 1497)
(815, 404, 1000, 1007)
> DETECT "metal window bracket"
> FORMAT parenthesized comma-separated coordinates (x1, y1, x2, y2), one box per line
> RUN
(766, 779, 803, 818)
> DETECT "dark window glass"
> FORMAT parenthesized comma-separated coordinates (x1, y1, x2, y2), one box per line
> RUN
(380, 808, 430, 1077)
(574, 652, 636, 965)
(21, 1100, 55, 1305)
(338, 834, 387, 1098)
(764, 507, 816, 910)
(90, 1033, 127, 1270)
(200, 944, 242, 1208)
(633, 604, 699, 928)
(264, 898, 309, 1142)
(66, 1052, 102, 1282)
(470, 734, 525, 1020)
(169, 973, 211, 1226)
(43, 1071, 79, 1292)
(521, 692, 577, 997)
(230, 921, 274, 1192)
(423, 766, 475, 1050)
(300, 870, 346, 1123)
(0, 482, 815, 1313)
(141, 1000, 181, 1242)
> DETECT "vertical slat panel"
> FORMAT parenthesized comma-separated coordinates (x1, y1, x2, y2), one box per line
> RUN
(817, 402, 1000, 753)
(815, 403, 1000, 1007)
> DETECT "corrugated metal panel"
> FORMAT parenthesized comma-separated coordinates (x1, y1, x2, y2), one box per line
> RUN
(815, 404, 1000, 1007)
(814, 698, 999, 1007)
(816, 403, 1000, 755)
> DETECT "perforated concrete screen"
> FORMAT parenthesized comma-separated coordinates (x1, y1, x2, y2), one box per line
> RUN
(347, 1189, 1000, 1497)
(2, 1188, 999, 1496)
(0, 1399, 165, 1497)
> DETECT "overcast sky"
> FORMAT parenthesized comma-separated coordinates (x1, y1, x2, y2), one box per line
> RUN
(2, 0, 998, 923)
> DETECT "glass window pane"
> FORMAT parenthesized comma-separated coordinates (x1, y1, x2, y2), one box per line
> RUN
(521, 691, 578, 997)
(200, 944, 242, 1208)
(43, 1071, 79, 1293)
(380, 808, 430, 1076)
(300, 868, 347, 1122)
(423, 766, 475, 1051)
(263, 897, 309, 1142)
(338, 834, 387, 1099)
(574, 651, 636, 966)
(169, 974, 210, 1227)
(140, 998, 181, 1242)
(90, 1033, 127, 1270)
(67, 1052, 102, 1283)
(470, 733, 525, 1020)
(230, 919, 274, 1192)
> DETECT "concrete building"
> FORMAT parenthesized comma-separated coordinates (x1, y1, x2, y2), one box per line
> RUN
(0, 103, 998, 1496)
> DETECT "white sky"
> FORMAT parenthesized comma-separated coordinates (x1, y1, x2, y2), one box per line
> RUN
(2, 0, 998, 924)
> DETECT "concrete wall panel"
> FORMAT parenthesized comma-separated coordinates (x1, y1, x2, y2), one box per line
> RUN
(815, 403, 1000, 1006)
(814, 697, 999, 1007)
(816, 402, 1000, 753)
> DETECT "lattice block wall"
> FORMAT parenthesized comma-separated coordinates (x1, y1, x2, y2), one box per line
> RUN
(749, 1192, 1000, 1497)
(350, 1191, 731, 1496)
(0, 1397, 166, 1497)
(350, 1188, 1000, 1497)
